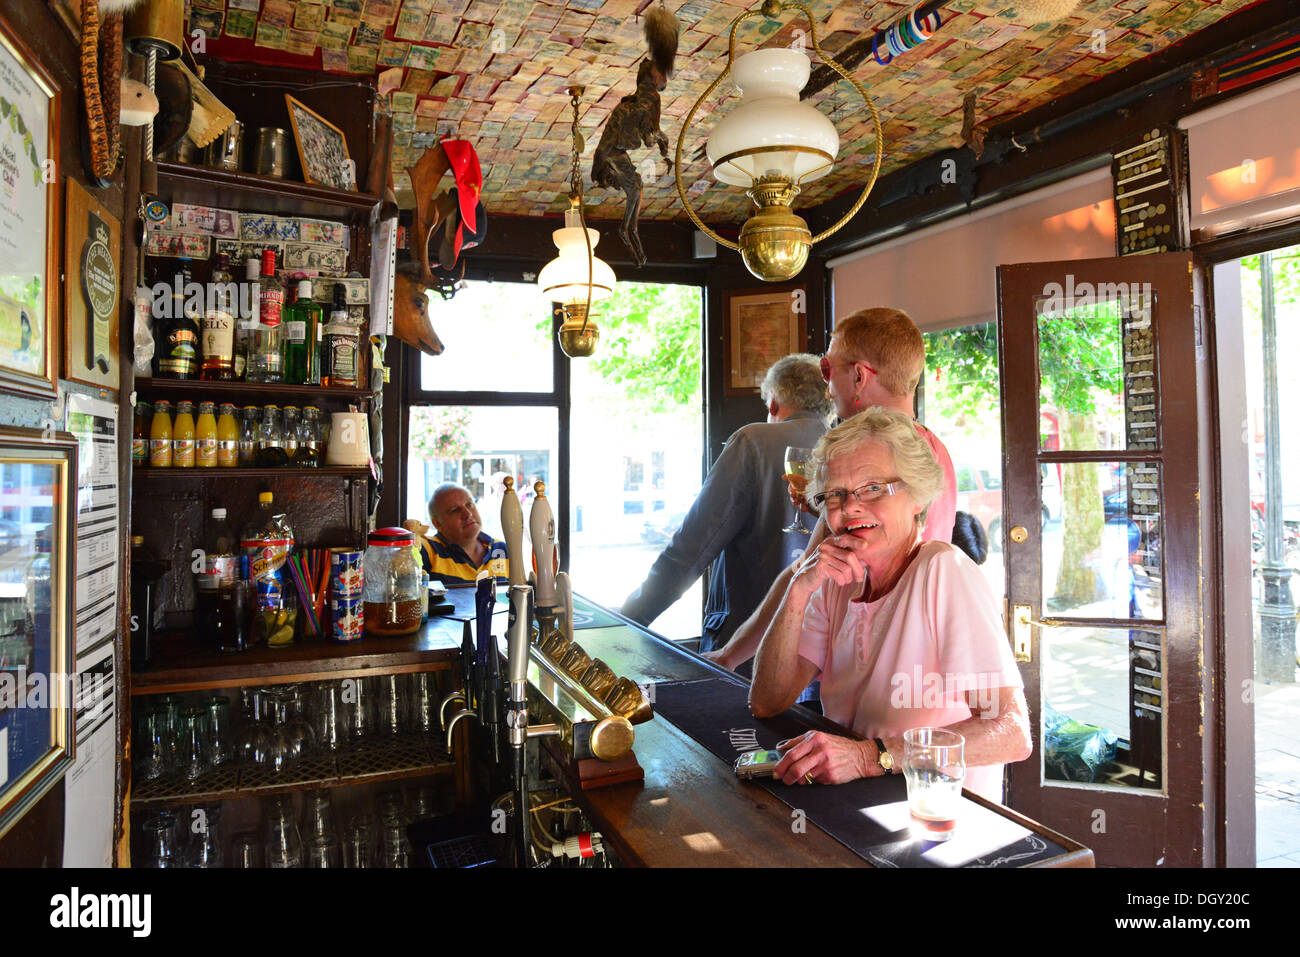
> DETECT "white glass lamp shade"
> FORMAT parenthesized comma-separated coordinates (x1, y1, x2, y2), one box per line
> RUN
(706, 48, 840, 188)
(537, 210, 616, 305)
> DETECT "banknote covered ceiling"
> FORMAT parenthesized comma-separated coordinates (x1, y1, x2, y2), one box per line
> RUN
(190, 0, 1262, 223)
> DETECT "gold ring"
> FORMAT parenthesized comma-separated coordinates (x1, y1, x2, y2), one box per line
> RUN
(804, 772, 815, 785)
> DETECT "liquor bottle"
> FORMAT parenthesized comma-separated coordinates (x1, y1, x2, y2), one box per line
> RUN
(149, 400, 173, 468)
(282, 405, 300, 462)
(173, 400, 196, 468)
(130, 536, 170, 670)
(296, 406, 321, 468)
(196, 401, 219, 468)
(157, 263, 201, 379)
(282, 280, 322, 386)
(132, 401, 150, 468)
(217, 403, 240, 468)
(322, 284, 359, 387)
(248, 250, 284, 383)
(200, 253, 236, 380)
(236, 257, 260, 381)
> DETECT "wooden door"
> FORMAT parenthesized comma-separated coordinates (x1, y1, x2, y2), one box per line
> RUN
(996, 253, 1218, 866)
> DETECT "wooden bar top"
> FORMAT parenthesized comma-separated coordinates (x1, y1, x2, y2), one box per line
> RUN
(554, 606, 1094, 868)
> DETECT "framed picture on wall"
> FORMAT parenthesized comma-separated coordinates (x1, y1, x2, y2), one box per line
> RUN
(63, 178, 120, 391)
(0, 427, 77, 841)
(724, 285, 807, 396)
(284, 94, 355, 191)
(0, 13, 61, 400)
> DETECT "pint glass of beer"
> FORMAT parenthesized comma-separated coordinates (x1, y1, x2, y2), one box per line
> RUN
(902, 727, 965, 841)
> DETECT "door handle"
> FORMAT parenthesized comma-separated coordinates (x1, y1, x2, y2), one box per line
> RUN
(1011, 603, 1061, 663)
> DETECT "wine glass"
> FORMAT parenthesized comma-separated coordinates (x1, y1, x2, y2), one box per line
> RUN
(782, 446, 814, 534)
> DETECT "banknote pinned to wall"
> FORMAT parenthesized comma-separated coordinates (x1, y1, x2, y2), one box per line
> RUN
(315, 276, 370, 304)
(298, 219, 348, 246)
(145, 229, 211, 260)
(285, 243, 347, 271)
(274, 217, 302, 242)
(239, 213, 277, 241)
(169, 203, 238, 237)
(214, 239, 287, 265)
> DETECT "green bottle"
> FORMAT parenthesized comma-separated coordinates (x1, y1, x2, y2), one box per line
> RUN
(282, 279, 323, 386)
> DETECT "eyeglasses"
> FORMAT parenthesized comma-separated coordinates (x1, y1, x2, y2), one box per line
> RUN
(819, 354, 878, 383)
(811, 480, 900, 509)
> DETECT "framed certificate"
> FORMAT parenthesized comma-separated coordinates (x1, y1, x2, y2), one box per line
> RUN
(724, 285, 807, 396)
(0, 12, 61, 400)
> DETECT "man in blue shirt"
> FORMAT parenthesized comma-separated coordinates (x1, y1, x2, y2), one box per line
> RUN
(620, 354, 831, 654)
(418, 482, 508, 585)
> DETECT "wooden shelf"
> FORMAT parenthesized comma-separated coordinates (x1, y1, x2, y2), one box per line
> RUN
(134, 377, 371, 405)
(131, 620, 466, 695)
(133, 466, 369, 480)
(154, 161, 379, 219)
(131, 736, 455, 807)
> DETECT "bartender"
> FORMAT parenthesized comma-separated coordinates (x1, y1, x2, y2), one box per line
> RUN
(414, 482, 509, 584)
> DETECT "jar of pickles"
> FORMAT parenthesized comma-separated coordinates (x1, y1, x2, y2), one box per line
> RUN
(362, 528, 422, 637)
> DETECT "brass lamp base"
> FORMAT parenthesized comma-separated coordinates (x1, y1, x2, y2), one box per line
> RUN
(739, 179, 812, 282)
(558, 303, 600, 357)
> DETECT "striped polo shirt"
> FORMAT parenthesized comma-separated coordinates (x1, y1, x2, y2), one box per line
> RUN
(419, 531, 509, 585)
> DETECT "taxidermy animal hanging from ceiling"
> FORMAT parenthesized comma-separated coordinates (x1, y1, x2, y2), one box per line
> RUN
(83, 0, 148, 181)
(591, 3, 679, 267)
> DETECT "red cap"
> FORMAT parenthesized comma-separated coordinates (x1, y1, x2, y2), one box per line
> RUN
(261, 248, 276, 275)
(368, 526, 415, 547)
(440, 139, 481, 234)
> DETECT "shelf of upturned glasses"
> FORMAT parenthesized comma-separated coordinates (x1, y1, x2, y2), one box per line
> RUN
(155, 160, 380, 219)
(134, 377, 370, 405)
(130, 625, 464, 695)
(130, 735, 454, 807)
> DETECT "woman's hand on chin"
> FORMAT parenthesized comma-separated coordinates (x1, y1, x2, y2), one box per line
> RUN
(773, 731, 870, 786)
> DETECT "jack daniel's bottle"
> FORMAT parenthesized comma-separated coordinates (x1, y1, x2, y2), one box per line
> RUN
(157, 262, 201, 379)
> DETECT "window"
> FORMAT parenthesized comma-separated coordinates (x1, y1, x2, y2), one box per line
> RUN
(404, 277, 706, 642)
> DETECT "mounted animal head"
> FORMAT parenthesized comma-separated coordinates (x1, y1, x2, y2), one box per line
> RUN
(393, 260, 445, 356)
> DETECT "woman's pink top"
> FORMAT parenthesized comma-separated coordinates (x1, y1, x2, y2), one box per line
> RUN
(798, 540, 1024, 802)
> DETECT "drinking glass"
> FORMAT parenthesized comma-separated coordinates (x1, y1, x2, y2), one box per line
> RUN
(379, 820, 409, 868)
(264, 795, 303, 867)
(344, 815, 377, 868)
(306, 834, 343, 868)
(345, 676, 374, 743)
(302, 790, 337, 844)
(206, 696, 234, 768)
(312, 681, 349, 754)
(408, 673, 436, 735)
(410, 785, 438, 822)
(188, 804, 223, 867)
(902, 727, 966, 842)
(377, 673, 406, 737)
(235, 689, 273, 769)
(782, 446, 813, 534)
(231, 832, 262, 868)
(137, 703, 177, 782)
(142, 812, 179, 868)
(178, 706, 209, 781)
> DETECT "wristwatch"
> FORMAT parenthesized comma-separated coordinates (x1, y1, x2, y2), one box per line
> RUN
(874, 738, 894, 774)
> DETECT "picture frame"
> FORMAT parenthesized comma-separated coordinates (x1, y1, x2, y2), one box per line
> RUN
(0, 426, 77, 841)
(0, 12, 61, 400)
(63, 177, 121, 391)
(723, 285, 807, 396)
(284, 94, 355, 191)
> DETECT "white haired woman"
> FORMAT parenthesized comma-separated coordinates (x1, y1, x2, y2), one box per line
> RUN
(750, 408, 1031, 802)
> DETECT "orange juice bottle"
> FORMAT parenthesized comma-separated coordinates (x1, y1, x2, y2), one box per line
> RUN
(173, 400, 196, 468)
(196, 401, 218, 468)
(216, 403, 239, 468)
(149, 400, 173, 468)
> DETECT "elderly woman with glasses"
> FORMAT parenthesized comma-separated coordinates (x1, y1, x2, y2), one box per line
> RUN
(750, 408, 1031, 802)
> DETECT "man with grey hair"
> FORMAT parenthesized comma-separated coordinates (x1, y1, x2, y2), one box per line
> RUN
(621, 353, 830, 653)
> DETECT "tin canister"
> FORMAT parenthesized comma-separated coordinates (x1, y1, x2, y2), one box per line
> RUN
(254, 127, 290, 178)
(329, 547, 364, 598)
(331, 595, 364, 642)
(207, 119, 243, 171)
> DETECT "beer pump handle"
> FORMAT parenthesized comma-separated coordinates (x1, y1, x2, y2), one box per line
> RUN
(507, 585, 532, 685)
(556, 572, 575, 646)
(500, 476, 527, 588)
(529, 481, 558, 609)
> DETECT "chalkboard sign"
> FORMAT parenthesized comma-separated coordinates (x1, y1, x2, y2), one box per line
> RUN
(285, 94, 355, 191)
